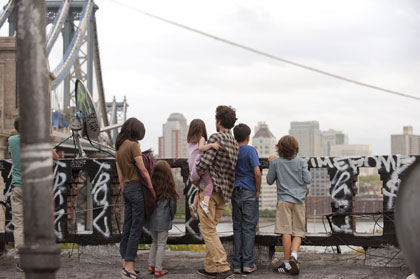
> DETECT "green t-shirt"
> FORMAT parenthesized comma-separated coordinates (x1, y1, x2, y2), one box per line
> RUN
(8, 134, 21, 187)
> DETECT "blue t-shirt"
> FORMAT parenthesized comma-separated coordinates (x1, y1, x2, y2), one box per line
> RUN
(234, 145, 260, 191)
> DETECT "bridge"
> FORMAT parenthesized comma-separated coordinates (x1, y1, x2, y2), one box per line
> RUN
(0, 0, 420, 278)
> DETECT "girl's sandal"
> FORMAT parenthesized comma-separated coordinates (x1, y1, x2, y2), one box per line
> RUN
(122, 267, 143, 279)
(148, 265, 155, 273)
(154, 270, 168, 277)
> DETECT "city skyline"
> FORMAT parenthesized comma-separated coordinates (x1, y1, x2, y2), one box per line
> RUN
(85, 0, 420, 156)
(154, 113, 413, 158)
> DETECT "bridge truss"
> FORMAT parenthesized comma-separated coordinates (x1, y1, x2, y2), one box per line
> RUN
(0, 0, 125, 145)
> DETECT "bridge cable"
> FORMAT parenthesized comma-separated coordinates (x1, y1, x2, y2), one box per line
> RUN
(108, 0, 420, 102)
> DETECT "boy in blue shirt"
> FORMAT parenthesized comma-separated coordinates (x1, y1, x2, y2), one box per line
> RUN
(231, 123, 261, 274)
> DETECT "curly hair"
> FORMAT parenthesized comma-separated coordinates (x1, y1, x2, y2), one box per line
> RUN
(215, 105, 237, 129)
(276, 135, 299, 160)
(151, 160, 179, 201)
(115, 118, 145, 151)
(187, 119, 208, 143)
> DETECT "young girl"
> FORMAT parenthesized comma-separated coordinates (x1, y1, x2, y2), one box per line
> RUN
(146, 160, 178, 277)
(187, 119, 220, 219)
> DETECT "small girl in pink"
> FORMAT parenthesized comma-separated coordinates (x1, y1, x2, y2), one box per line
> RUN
(187, 119, 220, 218)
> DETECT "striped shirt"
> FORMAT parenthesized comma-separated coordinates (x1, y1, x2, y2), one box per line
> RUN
(195, 129, 239, 203)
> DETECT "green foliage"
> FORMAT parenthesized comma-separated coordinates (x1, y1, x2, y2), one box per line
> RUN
(175, 203, 186, 219)
(223, 206, 232, 216)
(358, 175, 381, 185)
(259, 209, 276, 218)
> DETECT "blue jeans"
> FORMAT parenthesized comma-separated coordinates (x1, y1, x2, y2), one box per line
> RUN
(231, 188, 259, 268)
(120, 183, 145, 262)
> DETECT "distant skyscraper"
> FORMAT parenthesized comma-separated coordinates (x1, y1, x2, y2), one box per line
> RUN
(252, 122, 277, 158)
(321, 129, 348, 156)
(289, 121, 322, 157)
(330, 144, 372, 157)
(252, 122, 277, 210)
(158, 113, 189, 158)
(391, 126, 420, 155)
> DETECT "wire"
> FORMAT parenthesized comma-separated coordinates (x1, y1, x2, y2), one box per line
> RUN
(107, 0, 420, 102)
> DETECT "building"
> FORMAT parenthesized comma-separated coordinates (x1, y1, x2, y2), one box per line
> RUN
(321, 129, 348, 156)
(391, 126, 420, 155)
(252, 122, 277, 210)
(158, 113, 189, 158)
(289, 121, 322, 157)
(0, 38, 17, 159)
(330, 144, 372, 157)
(252, 122, 277, 158)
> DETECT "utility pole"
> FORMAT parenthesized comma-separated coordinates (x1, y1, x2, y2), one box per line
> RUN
(15, 0, 60, 278)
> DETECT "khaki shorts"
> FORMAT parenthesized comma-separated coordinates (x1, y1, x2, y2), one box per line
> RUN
(274, 200, 306, 237)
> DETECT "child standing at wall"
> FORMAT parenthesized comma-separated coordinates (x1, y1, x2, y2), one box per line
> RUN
(187, 119, 220, 218)
(267, 135, 312, 275)
(146, 161, 178, 277)
(231, 123, 261, 274)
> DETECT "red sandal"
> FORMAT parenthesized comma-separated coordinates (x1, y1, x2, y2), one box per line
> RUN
(148, 265, 155, 273)
(154, 270, 168, 277)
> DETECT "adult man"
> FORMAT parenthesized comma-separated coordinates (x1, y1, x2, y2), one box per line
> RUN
(192, 105, 239, 279)
(8, 118, 23, 271)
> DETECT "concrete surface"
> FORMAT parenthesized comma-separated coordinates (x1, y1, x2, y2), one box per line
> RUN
(0, 246, 412, 279)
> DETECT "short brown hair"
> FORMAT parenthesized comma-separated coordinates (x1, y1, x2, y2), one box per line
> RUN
(151, 160, 179, 201)
(233, 123, 251, 143)
(187, 119, 207, 143)
(276, 135, 299, 159)
(215, 105, 237, 129)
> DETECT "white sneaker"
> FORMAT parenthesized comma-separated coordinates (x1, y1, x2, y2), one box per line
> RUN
(243, 264, 257, 274)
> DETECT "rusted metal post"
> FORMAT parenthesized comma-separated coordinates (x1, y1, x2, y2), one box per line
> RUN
(15, 0, 60, 278)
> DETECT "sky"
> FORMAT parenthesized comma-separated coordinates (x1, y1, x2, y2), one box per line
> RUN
(3, 0, 420, 155)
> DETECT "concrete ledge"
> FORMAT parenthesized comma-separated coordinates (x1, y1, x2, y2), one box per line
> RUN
(365, 245, 405, 267)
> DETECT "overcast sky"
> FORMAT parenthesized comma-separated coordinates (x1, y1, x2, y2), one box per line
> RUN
(4, 0, 420, 155)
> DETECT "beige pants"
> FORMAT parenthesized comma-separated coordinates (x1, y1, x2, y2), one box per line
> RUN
(11, 187, 24, 259)
(198, 190, 230, 273)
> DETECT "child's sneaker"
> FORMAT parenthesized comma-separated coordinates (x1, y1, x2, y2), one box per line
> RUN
(273, 263, 292, 275)
(289, 256, 300, 275)
(189, 204, 199, 220)
(199, 201, 209, 217)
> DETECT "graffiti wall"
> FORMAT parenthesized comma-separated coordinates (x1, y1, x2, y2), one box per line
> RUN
(0, 155, 418, 246)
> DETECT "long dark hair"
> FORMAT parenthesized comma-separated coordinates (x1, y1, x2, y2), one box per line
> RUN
(187, 119, 208, 143)
(151, 160, 179, 201)
(115, 118, 145, 150)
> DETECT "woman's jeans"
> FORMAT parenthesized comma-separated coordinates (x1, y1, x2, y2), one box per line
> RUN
(120, 183, 145, 262)
(148, 231, 169, 270)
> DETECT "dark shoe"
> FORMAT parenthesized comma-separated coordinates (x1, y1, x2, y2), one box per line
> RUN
(122, 267, 143, 279)
(243, 264, 257, 274)
(289, 256, 300, 275)
(16, 263, 23, 272)
(197, 268, 217, 278)
(216, 269, 234, 279)
(273, 263, 292, 275)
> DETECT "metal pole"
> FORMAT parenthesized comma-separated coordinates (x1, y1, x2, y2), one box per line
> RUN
(15, 0, 60, 278)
